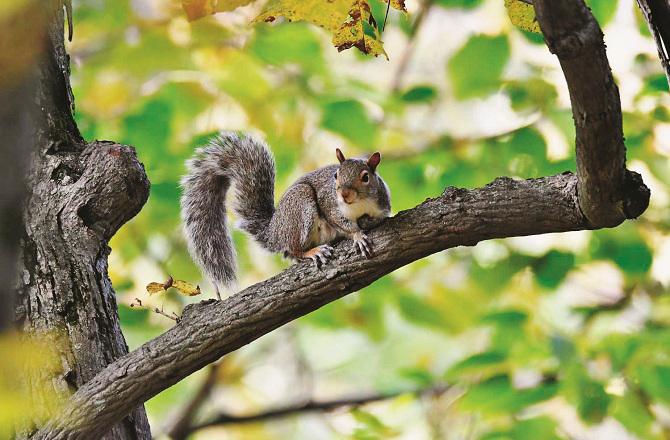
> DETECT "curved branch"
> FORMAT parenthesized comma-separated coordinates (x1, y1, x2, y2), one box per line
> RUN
(36, 172, 590, 439)
(534, 0, 649, 227)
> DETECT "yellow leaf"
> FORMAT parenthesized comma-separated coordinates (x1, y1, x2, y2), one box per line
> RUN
(172, 279, 202, 296)
(504, 0, 541, 33)
(255, 0, 397, 57)
(332, 0, 387, 58)
(146, 282, 167, 295)
(255, 0, 352, 33)
(146, 277, 201, 296)
(384, 0, 406, 12)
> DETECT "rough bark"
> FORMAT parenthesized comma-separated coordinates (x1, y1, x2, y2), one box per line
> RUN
(534, 0, 649, 228)
(33, 0, 651, 438)
(636, 0, 670, 87)
(11, 1, 151, 438)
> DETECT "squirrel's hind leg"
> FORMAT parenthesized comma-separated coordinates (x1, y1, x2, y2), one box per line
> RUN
(269, 183, 335, 268)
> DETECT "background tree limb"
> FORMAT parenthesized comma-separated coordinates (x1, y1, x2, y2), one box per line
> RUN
(184, 384, 449, 436)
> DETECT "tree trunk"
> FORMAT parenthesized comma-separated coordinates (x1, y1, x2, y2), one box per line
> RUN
(10, 1, 151, 438)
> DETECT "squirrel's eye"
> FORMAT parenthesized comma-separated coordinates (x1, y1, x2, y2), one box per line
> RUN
(361, 172, 369, 183)
(334, 171, 338, 180)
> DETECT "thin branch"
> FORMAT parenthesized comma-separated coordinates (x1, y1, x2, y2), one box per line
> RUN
(165, 363, 221, 440)
(636, 0, 670, 87)
(186, 384, 449, 434)
(390, 0, 433, 92)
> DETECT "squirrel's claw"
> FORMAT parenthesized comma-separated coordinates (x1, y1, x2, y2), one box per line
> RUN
(353, 232, 372, 258)
(305, 244, 334, 268)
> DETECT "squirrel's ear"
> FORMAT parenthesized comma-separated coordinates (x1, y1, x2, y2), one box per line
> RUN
(336, 148, 346, 164)
(367, 152, 381, 172)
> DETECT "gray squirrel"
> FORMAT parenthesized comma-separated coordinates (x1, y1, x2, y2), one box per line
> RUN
(180, 132, 391, 299)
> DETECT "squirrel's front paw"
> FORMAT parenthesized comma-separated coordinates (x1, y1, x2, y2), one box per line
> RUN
(353, 232, 372, 258)
(302, 245, 334, 268)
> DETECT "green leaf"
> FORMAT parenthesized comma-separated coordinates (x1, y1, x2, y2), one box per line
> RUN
(562, 364, 611, 424)
(448, 34, 510, 100)
(636, 364, 670, 404)
(447, 351, 507, 380)
(250, 23, 325, 73)
(460, 375, 557, 414)
(321, 99, 376, 147)
(401, 85, 438, 103)
(585, 0, 618, 28)
(533, 250, 575, 289)
(511, 416, 561, 440)
(434, 0, 483, 9)
(396, 293, 446, 330)
(590, 226, 653, 275)
(611, 392, 656, 439)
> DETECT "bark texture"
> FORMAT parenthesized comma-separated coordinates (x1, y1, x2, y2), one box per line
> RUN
(534, 0, 649, 228)
(33, 0, 651, 438)
(12, 1, 151, 438)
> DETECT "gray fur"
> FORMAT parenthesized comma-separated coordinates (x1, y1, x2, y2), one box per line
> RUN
(180, 132, 275, 290)
(181, 132, 391, 291)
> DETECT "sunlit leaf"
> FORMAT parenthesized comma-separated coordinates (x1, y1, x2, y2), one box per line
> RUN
(448, 34, 510, 100)
(146, 276, 201, 296)
(504, 0, 540, 33)
(332, 0, 386, 57)
(611, 392, 656, 439)
(255, 0, 404, 56)
(585, 0, 618, 28)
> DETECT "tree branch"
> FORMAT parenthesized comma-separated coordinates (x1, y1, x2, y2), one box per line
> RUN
(35, 172, 593, 440)
(636, 0, 670, 87)
(534, 0, 649, 227)
(33, 0, 650, 438)
(185, 384, 449, 436)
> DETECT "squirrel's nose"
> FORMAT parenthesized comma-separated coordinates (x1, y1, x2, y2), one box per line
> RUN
(340, 188, 356, 203)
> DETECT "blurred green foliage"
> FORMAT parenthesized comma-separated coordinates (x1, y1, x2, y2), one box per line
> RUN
(62, 0, 670, 438)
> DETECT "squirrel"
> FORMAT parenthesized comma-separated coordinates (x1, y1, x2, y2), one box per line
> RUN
(180, 132, 392, 299)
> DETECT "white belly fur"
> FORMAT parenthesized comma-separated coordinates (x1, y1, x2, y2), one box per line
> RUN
(338, 196, 387, 223)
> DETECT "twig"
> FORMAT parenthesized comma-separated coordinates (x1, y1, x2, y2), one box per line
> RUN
(186, 384, 449, 434)
(165, 363, 221, 440)
(130, 298, 180, 323)
(390, 0, 433, 92)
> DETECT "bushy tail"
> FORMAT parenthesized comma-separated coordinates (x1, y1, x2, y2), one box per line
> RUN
(180, 132, 275, 289)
